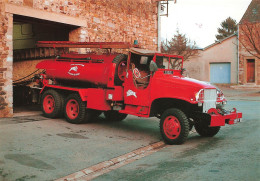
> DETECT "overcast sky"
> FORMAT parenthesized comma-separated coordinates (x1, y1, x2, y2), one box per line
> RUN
(160, 0, 252, 48)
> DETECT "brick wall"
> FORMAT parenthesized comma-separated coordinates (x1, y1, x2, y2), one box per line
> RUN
(239, 23, 260, 85)
(0, 0, 159, 117)
(0, 2, 13, 117)
(9, 0, 158, 50)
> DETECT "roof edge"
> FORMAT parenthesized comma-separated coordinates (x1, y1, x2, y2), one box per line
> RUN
(203, 34, 237, 50)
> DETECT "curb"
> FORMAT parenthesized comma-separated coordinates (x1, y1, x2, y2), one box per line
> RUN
(56, 141, 166, 181)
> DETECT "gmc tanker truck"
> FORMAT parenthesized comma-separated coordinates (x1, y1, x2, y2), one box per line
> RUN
(35, 41, 242, 145)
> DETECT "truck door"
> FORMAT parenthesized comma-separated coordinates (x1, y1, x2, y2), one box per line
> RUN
(122, 53, 153, 116)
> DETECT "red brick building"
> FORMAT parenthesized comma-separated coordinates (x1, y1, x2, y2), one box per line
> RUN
(0, 0, 161, 117)
(238, 0, 260, 86)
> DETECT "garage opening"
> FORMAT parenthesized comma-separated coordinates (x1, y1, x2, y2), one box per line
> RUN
(210, 62, 231, 84)
(13, 15, 78, 114)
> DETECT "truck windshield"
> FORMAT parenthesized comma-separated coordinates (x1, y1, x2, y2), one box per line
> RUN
(156, 56, 182, 70)
(169, 58, 182, 70)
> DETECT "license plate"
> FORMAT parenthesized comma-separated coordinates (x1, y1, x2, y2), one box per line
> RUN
(234, 118, 242, 123)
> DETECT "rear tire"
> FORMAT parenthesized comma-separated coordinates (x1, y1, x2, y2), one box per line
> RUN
(65, 93, 98, 124)
(41, 89, 63, 118)
(160, 108, 189, 145)
(104, 111, 127, 122)
(64, 94, 85, 124)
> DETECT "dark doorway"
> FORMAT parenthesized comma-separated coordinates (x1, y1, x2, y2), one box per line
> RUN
(12, 15, 79, 113)
(247, 59, 255, 83)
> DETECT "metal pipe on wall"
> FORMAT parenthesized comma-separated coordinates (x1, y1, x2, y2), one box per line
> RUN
(157, 1, 161, 52)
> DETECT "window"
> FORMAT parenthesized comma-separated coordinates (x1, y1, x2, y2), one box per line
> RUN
(156, 56, 183, 70)
(169, 58, 182, 70)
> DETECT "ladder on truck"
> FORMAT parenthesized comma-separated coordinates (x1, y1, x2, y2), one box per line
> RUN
(36, 41, 138, 54)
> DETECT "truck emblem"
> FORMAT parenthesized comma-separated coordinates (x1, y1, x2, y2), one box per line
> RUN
(127, 90, 137, 98)
(69, 66, 78, 72)
(68, 64, 84, 76)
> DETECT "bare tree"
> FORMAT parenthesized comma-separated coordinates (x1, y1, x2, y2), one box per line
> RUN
(161, 30, 199, 61)
(239, 21, 260, 59)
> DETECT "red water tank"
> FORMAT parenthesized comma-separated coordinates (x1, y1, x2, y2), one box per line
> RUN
(36, 54, 124, 86)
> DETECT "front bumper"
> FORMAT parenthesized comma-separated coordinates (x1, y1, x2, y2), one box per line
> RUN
(209, 108, 242, 127)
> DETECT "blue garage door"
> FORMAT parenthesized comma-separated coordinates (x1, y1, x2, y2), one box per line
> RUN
(210, 63, 231, 83)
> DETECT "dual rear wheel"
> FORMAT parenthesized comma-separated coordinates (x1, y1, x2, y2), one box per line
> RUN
(41, 90, 101, 124)
(41, 90, 127, 124)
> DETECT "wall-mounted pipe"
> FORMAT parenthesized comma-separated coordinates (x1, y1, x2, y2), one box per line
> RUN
(157, 1, 161, 52)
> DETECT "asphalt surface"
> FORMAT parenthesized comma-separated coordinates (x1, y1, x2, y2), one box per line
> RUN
(0, 87, 259, 181)
(95, 96, 260, 181)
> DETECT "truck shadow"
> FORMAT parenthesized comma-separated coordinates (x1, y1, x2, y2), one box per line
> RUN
(88, 115, 162, 141)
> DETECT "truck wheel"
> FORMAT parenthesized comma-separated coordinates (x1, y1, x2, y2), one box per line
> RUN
(64, 94, 91, 124)
(160, 108, 189, 145)
(188, 118, 194, 131)
(113, 54, 128, 86)
(41, 89, 63, 118)
(104, 111, 127, 122)
(194, 122, 220, 137)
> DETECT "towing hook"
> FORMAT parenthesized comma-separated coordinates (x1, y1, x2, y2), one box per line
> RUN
(208, 108, 219, 115)
(232, 108, 237, 113)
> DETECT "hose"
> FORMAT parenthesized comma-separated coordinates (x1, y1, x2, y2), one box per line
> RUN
(13, 69, 40, 83)
(13, 70, 44, 86)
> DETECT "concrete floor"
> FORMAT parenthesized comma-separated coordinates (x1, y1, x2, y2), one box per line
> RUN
(0, 86, 259, 181)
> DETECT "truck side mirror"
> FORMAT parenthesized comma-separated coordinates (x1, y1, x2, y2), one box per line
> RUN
(149, 61, 158, 72)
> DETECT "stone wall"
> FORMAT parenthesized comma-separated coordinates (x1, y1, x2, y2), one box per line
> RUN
(0, 2, 13, 117)
(13, 59, 42, 81)
(9, 0, 158, 50)
(0, 0, 159, 117)
(239, 23, 260, 85)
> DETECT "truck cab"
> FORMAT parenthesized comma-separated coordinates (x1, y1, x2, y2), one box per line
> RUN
(119, 48, 242, 144)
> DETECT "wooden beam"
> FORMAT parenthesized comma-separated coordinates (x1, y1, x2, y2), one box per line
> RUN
(36, 41, 132, 49)
(5, 3, 86, 27)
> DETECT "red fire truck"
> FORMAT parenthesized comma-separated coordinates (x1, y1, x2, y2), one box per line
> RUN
(35, 41, 242, 145)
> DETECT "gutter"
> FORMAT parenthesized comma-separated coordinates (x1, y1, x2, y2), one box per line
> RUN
(157, 1, 161, 52)
(237, 26, 240, 84)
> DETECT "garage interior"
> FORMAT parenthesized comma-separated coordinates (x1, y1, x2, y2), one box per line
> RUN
(13, 15, 78, 114)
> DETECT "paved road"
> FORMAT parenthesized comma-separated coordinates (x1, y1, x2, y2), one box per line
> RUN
(95, 99, 260, 181)
(0, 87, 259, 181)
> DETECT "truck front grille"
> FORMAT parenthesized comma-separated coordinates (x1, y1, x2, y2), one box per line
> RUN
(203, 89, 217, 113)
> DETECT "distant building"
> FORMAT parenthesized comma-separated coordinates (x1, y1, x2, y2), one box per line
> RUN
(238, 0, 260, 85)
(184, 34, 238, 84)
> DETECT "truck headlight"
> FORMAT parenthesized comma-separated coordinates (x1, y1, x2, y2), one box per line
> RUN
(195, 89, 204, 102)
(217, 89, 225, 101)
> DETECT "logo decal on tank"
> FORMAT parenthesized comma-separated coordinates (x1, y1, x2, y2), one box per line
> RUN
(126, 90, 137, 98)
(68, 64, 84, 76)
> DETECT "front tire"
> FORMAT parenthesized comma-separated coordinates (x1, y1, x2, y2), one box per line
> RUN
(41, 89, 63, 118)
(194, 121, 220, 137)
(160, 108, 189, 145)
(104, 111, 127, 122)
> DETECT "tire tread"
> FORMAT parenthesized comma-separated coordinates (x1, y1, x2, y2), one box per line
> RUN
(160, 108, 189, 145)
